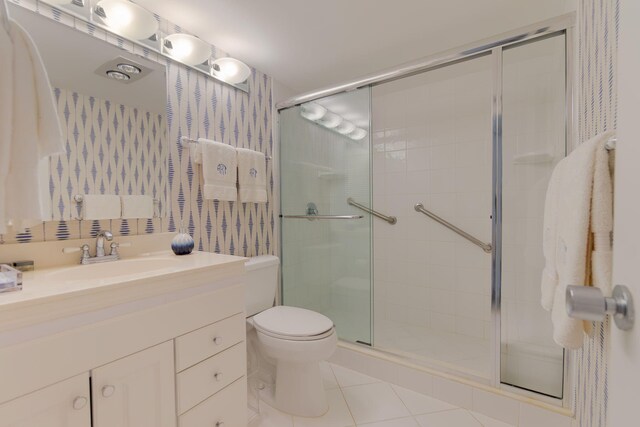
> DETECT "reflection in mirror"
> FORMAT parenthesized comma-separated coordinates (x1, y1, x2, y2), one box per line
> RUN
(10, 5, 168, 221)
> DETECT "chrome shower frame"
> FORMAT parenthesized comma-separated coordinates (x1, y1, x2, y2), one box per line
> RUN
(277, 12, 576, 407)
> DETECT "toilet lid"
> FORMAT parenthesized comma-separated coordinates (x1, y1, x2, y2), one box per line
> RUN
(253, 306, 334, 338)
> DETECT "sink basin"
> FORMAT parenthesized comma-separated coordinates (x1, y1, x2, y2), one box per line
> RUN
(42, 256, 184, 282)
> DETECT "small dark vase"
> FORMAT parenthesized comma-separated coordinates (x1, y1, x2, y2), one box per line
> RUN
(171, 226, 194, 255)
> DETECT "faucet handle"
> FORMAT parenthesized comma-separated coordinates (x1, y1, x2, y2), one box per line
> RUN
(63, 244, 91, 263)
(109, 242, 131, 257)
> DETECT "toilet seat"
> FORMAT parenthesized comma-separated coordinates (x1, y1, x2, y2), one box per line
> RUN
(253, 306, 335, 341)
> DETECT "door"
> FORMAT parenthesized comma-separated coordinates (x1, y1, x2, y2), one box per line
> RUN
(92, 341, 176, 427)
(279, 88, 372, 344)
(0, 373, 90, 427)
(608, 0, 640, 424)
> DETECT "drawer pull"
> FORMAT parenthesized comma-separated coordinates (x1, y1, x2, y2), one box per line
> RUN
(101, 385, 116, 398)
(213, 372, 223, 382)
(72, 396, 88, 410)
(212, 336, 222, 345)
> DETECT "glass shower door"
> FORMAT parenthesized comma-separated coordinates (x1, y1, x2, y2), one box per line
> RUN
(279, 88, 372, 344)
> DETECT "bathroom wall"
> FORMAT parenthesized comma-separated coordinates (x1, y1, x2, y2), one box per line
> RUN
(50, 88, 168, 221)
(371, 55, 494, 376)
(0, 0, 274, 258)
(574, 0, 619, 425)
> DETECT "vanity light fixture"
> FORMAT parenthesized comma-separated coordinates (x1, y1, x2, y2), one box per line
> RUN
(212, 57, 251, 84)
(317, 112, 343, 129)
(300, 103, 327, 121)
(94, 0, 159, 41)
(336, 121, 356, 135)
(106, 69, 131, 81)
(348, 128, 368, 141)
(164, 33, 211, 67)
(117, 63, 142, 74)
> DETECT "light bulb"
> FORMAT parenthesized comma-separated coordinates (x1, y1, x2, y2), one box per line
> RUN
(212, 58, 251, 84)
(318, 112, 343, 129)
(96, 0, 158, 40)
(336, 121, 356, 135)
(300, 103, 327, 121)
(165, 34, 211, 66)
(349, 128, 368, 140)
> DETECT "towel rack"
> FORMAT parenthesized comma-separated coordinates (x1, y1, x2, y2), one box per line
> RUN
(74, 194, 159, 220)
(180, 137, 272, 160)
(280, 214, 363, 220)
(414, 202, 492, 253)
(347, 197, 397, 224)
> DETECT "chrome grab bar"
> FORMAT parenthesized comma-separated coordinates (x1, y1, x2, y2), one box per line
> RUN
(414, 203, 492, 253)
(280, 214, 363, 220)
(347, 197, 397, 224)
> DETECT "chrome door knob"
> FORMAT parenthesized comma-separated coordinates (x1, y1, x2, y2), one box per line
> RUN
(101, 385, 116, 397)
(72, 396, 88, 410)
(566, 285, 635, 330)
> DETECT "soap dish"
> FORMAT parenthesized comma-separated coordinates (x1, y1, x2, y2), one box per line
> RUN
(0, 264, 22, 293)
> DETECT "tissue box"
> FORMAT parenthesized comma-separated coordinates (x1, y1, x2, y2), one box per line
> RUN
(0, 264, 22, 293)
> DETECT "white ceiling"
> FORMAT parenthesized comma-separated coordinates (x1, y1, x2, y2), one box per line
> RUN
(136, 0, 576, 96)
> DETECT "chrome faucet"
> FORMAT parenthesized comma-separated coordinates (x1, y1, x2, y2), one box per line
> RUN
(96, 230, 113, 257)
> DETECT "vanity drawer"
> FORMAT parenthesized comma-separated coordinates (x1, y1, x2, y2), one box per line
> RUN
(176, 342, 246, 414)
(175, 313, 245, 372)
(179, 377, 246, 427)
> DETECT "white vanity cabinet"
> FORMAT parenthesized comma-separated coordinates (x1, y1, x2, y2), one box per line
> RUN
(92, 341, 176, 427)
(0, 250, 248, 427)
(0, 373, 90, 427)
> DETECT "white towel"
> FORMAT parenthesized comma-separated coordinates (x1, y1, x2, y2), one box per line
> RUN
(121, 195, 155, 219)
(237, 148, 267, 203)
(82, 195, 121, 220)
(0, 19, 64, 233)
(541, 131, 614, 349)
(200, 139, 237, 201)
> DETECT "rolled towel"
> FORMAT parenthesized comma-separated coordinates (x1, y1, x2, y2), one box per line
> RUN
(200, 139, 238, 201)
(81, 194, 121, 220)
(237, 148, 267, 203)
(121, 195, 155, 219)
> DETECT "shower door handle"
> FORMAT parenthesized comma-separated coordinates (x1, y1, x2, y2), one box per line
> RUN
(280, 214, 364, 220)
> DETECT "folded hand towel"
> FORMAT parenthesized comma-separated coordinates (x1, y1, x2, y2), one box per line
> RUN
(82, 195, 121, 220)
(121, 195, 155, 219)
(541, 131, 614, 349)
(200, 139, 238, 201)
(1, 20, 64, 233)
(237, 148, 267, 203)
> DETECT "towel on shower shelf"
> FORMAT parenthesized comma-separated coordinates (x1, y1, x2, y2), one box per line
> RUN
(121, 195, 155, 219)
(0, 18, 64, 234)
(81, 195, 122, 220)
(200, 138, 238, 201)
(237, 148, 267, 203)
(541, 131, 614, 349)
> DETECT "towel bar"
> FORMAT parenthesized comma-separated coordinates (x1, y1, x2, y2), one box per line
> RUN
(180, 137, 272, 160)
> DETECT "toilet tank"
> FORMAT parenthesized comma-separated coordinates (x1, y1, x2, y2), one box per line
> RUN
(245, 255, 280, 317)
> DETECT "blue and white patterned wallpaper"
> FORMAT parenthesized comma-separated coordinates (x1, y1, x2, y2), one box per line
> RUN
(0, 0, 274, 259)
(50, 87, 167, 221)
(574, 0, 618, 426)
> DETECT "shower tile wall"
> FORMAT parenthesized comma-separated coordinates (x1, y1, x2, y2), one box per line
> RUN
(371, 56, 493, 377)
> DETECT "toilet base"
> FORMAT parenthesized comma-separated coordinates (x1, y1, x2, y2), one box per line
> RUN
(274, 360, 328, 417)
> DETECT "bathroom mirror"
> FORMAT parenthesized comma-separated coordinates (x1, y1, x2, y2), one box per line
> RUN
(10, 4, 168, 221)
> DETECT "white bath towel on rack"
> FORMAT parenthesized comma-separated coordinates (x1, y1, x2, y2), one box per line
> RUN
(541, 131, 614, 349)
(237, 148, 267, 203)
(1, 18, 64, 233)
(200, 138, 238, 201)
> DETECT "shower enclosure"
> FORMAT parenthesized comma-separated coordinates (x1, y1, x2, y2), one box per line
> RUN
(279, 15, 573, 402)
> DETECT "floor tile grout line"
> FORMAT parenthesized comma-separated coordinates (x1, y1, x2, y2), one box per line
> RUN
(329, 363, 359, 427)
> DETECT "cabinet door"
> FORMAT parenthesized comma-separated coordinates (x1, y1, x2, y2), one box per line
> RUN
(0, 373, 90, 427)
(92, 341, 176, 427)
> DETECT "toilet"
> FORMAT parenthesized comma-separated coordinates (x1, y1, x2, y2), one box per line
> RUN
(245, 255, 338, 417)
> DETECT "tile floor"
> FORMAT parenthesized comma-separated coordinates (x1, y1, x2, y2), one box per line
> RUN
(248, 363, 514, 427)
